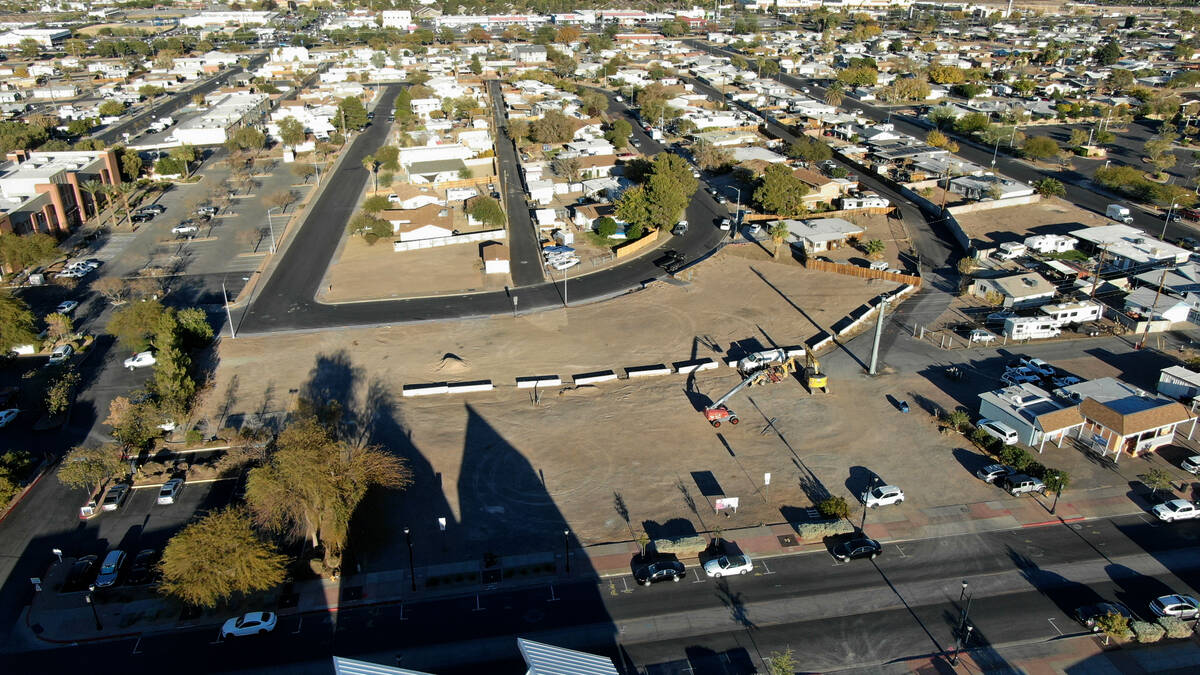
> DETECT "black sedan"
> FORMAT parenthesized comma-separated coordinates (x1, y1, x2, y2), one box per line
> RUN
(634, 560, 686, 586)
(832, 538, 882, 562)
(1074, 601, 1134, 632)
(126, 549, 160, 586)
(62, 555, 98, 592)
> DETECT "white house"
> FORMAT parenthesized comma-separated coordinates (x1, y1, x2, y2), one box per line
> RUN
(1125, 287, 1192, 323)
(482, 241, 509, 274)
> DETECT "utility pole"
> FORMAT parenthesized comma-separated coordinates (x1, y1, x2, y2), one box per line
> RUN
(1137, 269, 1168, 350)
(1089, 244, 1110, 299)
(869, 299, 889, 375)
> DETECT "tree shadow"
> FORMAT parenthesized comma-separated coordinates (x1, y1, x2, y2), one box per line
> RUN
(1009, 547, 1104, 620)
(641, 518, 698, 541)
(952, 447, 995, 480)
(714, 577, 755, 630)
(1107, 562, 1176, 617)
(846, 465, 881, 498)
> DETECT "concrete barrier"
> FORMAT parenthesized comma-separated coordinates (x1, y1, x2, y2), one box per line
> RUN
(573, 370, 618, 385)
(516, 375, 562, 389)
(783, 346, 806, 358)
(625, 364, 672, 378)
(402, 383, 449, 397)
(446, 380, 494, 394)
(673, 358, 718, 374)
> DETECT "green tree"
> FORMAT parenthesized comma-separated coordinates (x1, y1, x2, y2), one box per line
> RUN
(174, 307, 212, 349)
(594, 216, 618, 238)
(348, 213, 392, 244)
(0, 291, 36, 352)
(531, 109, 575, 144)
(836, 66, 878, 87)
(469, 54, 482, 75)
(817, 496, 850, 519)
(954, 112, 990, 133)
(605, 118, 632, 149)
(56, 445, 124, 493)
(0, 232, 58, 272)
(334, 96, 369, 130)
(245, 416, 413, 572)
(1033, 177, 1066, 197)
(106, 298, 166, 352)
(692, 140, 733, 171)
(1096, 39, 1122, 66)
(1108, 69, 1134, 90)
(1095, 611, 1131, 644)
(615, 185, 652, 239)
(159, 508, 288, 608)
(943, 410, 970, 432)
(762, 648, 797, 675)
(44, 371, 79, 417)
(277, 116, 305, 148)
(469, 196, 506, 227)
(1140, 467, 1173, 499)
(169, 144, 197, 178)
(98, 100, 127, 117)
(119, 149, 143, 181)
(1022, 136, 1060, 160)
(361, 195, 391, 213)
(824, 81, 845, 107)
(787, 136, 833, 162)
(105, 395, 162, 451)
(17, 38, 39, 59)
(754, 164, 811, 218)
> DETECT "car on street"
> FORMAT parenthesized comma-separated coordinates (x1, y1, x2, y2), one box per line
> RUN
(123, 351, 156, 369)
(1182, 456, 1200, 475)
(1150, 594, 1200, 619)
(126, 549, 159, 585)
(1074, 601, 1134, 632)
(861, 485, 904, 507)
(999, 474, 1046, 496)
(172, 223, 199, 235)
(975, 464, 1016, 483)
(1152, 499, 1200, 522)
(703, 554, 753, 578)
(157, 478, 184, 505)
(671, 220, 688, 236)
(633, 560, 686, 586)
(94, 549, 125, 588)
(977, 419, 1020, 445)
(717, 217, 731, 230)
(131, 212, 155, 223)
(221, 611, 278, 638)
(55, 300, 79, 315)
(46, 344, 73, 367)
(832, 537, 882, 562)
(63, 555, 97, 591)
(0, 408, 18, 427)
(654, 250, 685, 273)
(101, 483, 130, 512)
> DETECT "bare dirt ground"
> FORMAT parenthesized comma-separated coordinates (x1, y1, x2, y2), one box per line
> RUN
(319, 237, 511, 302)
(955, 197, 1109, 243)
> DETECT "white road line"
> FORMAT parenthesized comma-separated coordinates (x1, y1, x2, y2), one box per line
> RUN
(131, 637, 142, 654)
(692, 569, 706, 583)
(472, 594, 485, 612)
(1048, 618, 1063, 636)
(292, 617, 303, 634)
(399, 603, 408, 621)
(760, 561, 775, 575)
(620, 578, 630, 593)
(895, 544, 908, 558)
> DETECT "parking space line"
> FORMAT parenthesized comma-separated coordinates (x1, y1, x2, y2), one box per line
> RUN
(895, 544, 908, 558)
(692, 569, 707, 583)
(292, 617, 303, 633)
(548, 584, 559, 602)
(1048, 618, 1063, 635)
(131, 636, 142, 654)
(759, 561, 775, 575)
(398, 603, 408, 620)
(1137, 513, 1160, 528)
(472, 594, 485, 612)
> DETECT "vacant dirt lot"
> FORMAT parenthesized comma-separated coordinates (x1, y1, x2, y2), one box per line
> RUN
(955, 197, 1110, 243)
(320, 236, 510, 302)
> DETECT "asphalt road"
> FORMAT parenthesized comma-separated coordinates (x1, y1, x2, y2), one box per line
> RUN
(94, 54, 270, 145)
(237, 81, 730, 335)
(5, 513, 1198, 674)
(487, 79, 545, 287)
(686, 40, 1200, 246)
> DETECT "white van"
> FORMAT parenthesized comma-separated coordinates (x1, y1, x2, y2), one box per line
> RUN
(978, 419, 1019, 445)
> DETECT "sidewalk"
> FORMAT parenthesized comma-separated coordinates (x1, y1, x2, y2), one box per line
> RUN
(10, 482, 1156, 653)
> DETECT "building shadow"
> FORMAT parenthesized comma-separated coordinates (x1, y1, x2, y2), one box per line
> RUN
(1009, 547, 1103, 620)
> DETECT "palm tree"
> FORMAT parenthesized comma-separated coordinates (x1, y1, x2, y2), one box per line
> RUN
(768, 221, 790, 258)
(114, 182, 137, 224)
(103, 184, 121, 227)
(80, 179, 104, 221)
(824, 82, 845, 108)
(362, 154, 379, 193)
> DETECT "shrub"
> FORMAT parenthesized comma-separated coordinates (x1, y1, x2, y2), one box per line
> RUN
(1095, 610, 1133, 640)
(971, 427, 992, 445)
(1157, 616, 1191, 639)
(817, 496, 850, 519)
(795, 519, 854, 541)
(999, 445, 1032, 471)
(1024, 461, 1046, 479)
(185, 429, 203, 445)
(1131, 620, 1165, 643)
(943, 410, 970, 432)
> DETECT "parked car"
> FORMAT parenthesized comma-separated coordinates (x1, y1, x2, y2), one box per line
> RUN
(977, 419, 1019, 445)
(172, 223, 199, 235)
(46, 344, 74, 367)
(126, 549, 160, 585)
(1182, 455, 1200, 475)
(63, 555, 98, 591)
(1019, 357, 1055, 377)
(634, 560, 686, 586)
(140, 204, 166, 215)
(715, 195, 728, 204)
(93, 549, 126, 588)
(703, 554, 753, 578)
(221, 611, 278, 638)
(0, 408, 18, 428)
(1152, 499, 1200, 522)
(717, 217, 732, 230)
(386, 193, 401, 204)
(975, 464, 1016, 483)
(123, 351, 156, 369)
(862, 485, 905, 507)
(1074, 601, 1134, 632)
(196, 205, 218, 217)
(101, 483, 130, 511)
(1001, 369, 1041, 386)
(1179, 237, 1200, 251)
(832, 537, 882, 561)
(1000, 474, 1046, 496)
(131, 212, 155, 223)
(1150, 594, 1200, 619)
(55, 300, 79, 315)
(968, 329, 997, 344)
(157, 478, 184, 505)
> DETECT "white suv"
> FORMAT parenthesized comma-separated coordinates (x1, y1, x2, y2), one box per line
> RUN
(862, 485, 904, 508)
(978, 419, 1019, 445)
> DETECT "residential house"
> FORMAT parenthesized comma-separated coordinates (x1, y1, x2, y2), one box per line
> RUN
(481, 241, 510, 275)
(380, 204, 454, 241)
(968, 272, 1056, 308)
(1071, 224, 1190, 269)
(782, 217, 864, 253)
(977, 383, 1084, 452)
(1157, 366, 1200, 402)
(1124, 287, 1192, 323)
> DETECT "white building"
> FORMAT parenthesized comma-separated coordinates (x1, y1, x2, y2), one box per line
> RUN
(380, 10, 413, 29)
(0, 28, 69, 48)
(173, 92, 269, 146)
(179, 11, 276, 28)
(1071, 224, 1191, 269)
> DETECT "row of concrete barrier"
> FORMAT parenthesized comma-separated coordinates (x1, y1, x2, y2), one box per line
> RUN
(399, 346, 809, 398)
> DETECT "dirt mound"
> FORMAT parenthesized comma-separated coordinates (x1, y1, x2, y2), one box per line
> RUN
(434, 353, 471, 373)
(557, 384, 600, 397)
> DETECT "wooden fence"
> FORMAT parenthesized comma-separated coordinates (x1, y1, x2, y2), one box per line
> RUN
(802, 257, 923, 286)
(741, 206, 895, 223)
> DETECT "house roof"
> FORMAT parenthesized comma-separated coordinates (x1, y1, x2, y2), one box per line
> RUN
(1079, 396, 1191, 436)
(407, 158, 466, 175)
(792, 166, 833, 188)
(1035, 406, 1084, 433)
(480, 241, 508, 260)
(989, 273, 1056, 299)
(380, 203, 453, 232)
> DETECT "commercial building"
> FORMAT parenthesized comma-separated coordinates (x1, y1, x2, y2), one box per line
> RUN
(173, 92, 270, 146)
(179, 11, 276, 28)
(0, 149, 121, 238)
(0, 27, 70, 48)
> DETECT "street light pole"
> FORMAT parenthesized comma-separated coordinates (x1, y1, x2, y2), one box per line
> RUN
(404, 527, 416, 592)
(266, 207, 278, 254)
(222, 280, 235, 339)
(733, 186, 742, 232)
(563, 529, 571, 574)
(1161, 202, 1178, 240)
(86, 585, 103, 630)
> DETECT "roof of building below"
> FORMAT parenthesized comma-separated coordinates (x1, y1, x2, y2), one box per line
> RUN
(1079, 396, 1192, 436)
(407, 158, 467, 175)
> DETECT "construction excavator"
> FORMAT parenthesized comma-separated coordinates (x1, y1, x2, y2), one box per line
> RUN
(805, 351, 829, 394)
(703, 351, 802, 427)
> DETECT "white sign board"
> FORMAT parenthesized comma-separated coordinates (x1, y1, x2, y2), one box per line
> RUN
(714, 497, 739, 511)
(763, 473, 771, 485)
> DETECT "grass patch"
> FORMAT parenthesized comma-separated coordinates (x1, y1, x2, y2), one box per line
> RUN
(1041, 249, 1090, 263)
(585, 232, 621, 249)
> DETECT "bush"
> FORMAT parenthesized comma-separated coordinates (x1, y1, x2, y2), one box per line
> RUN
(971, 427, 992, 445)
(817, 496, 850, 519)
(185, 429, 204, 445)
(1024, 461, 1046, 479)
(795, 519, 854, 541)
(943, 410, 970, 432)
(1132, 620, 1165, 643)
(1157, 616, 1192, 639)
(999, 445, 1032, 471)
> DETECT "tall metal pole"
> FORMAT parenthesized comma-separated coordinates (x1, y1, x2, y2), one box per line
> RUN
(563, 529, 571, 573)
(267, 207, 277, 254)
(86, 586, 103, 630)
(404, 527, 416, 592)
(1161, 202, 1177, 240)
(1137, 269, 1168, 350)
(222, 280, 235, 339)
(868, 299, 888, 375)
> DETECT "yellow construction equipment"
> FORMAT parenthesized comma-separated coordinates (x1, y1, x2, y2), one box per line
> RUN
(805, 351, 828, 394)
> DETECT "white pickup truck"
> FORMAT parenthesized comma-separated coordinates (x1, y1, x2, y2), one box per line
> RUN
(1152, 499, 1200, 522)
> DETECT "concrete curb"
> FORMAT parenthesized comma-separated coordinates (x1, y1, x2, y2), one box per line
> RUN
(516, 375, 561, 389)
